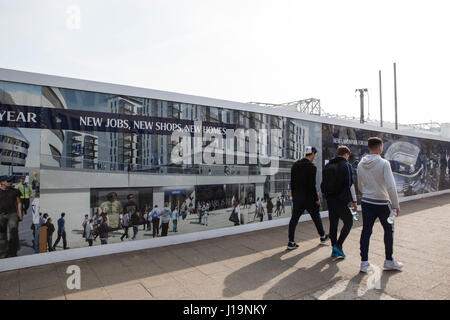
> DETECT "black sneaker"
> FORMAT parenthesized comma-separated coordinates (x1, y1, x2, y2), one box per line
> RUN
(287, 242, 299, 250)
(320, 234, 330, 244)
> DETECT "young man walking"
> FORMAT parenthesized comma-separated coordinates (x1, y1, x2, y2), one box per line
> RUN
(321, 146, 358, 259)
(288, 147, 329, 250)
(357, 137, 403, 272)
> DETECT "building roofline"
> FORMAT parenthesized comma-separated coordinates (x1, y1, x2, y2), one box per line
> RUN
(1, 67, 449, 142)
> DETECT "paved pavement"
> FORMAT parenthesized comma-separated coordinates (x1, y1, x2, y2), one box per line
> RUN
(0, 194, 449, 300)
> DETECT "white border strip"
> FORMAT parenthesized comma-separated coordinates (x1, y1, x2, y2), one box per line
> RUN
(1, 189, 449, 272)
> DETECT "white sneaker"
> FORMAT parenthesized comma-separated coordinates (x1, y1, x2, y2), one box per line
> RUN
(360, 261, 374, 273)
(384, 259, 403, 271)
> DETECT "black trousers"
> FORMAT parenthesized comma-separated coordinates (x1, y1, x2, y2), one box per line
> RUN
(288, 196, 325, 243)
(121, 227, 129, 240)
(161, 222, 169, 237)
(22, 198, 30, 214)
(327, 197, 353, 248)
(53, 231, 67, 249)
(152, 218, 160, 237)
(47, 236, 53, 251)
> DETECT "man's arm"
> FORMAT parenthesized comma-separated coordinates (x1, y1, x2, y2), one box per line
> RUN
(16, 197, 23, 221)
(357, 166, 363, 194)
(383, 161, 400, 211)
(311, 166, 319, 202)
(290, 166, 296, 193)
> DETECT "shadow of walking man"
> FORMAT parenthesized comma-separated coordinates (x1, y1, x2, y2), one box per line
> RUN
(222, 245, 323, 298)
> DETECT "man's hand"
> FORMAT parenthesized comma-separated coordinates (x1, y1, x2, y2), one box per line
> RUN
(316, 200, 321, 206)
(17, 212, 23, 221)
(352, 202, 358, 212)
(394, 207, 400, 215)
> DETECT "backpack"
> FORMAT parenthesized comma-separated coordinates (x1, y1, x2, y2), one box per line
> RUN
(321, 161, 342, 197)
(131, 212, 140, 225)
(228, 207, 239, 223)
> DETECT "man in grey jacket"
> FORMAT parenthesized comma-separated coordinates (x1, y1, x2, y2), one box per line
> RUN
(159, 203, 172, 237)
(357, 137, 403, 272)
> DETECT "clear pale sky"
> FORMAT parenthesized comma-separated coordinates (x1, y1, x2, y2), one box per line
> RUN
(1, 0, 449, 125)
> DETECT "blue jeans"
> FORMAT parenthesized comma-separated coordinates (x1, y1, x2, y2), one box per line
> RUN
(34, 224, 40, 253)
(172, 220, 177, 232)
(132, 226, 138, 239)
(360, 202, 394, 261)
(100, 238, 108, 245)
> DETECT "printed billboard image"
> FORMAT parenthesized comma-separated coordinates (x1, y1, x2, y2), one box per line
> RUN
(322, 124, 450, 201)
(1, 78, 449, 260)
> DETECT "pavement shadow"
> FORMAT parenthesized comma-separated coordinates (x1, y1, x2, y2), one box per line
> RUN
(262, 256, 343, 299)
(314, 268, 401, 300)
(222, 245, 324, 298)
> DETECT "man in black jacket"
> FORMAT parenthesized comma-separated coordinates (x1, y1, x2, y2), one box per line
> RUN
(321, 146, 358, 259)
(46, 217, 55, 252)
(288, 147, 329, 250)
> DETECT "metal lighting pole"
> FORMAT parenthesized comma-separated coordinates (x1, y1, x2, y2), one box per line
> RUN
(394, 62, 398, 130)
(356, 88, 368, 124)
(379, 70, 383, 127)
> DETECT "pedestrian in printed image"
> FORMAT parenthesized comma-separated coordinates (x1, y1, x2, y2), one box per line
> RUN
(237, 200, 245, 225)
(172, 206, 179, 232)
(253, 198, 260, 221)
(230, 201, 240, 226)
(143, 204, 151, 231)
(321, 145, 357, 259)
(46, 217, 55, 251)
(131, 210, 140, 240)
(82, 214, 89, 238)
(276, 197, 281, 216)
(159, 203, 171, 237)
(98, 216, 109, 245)
(85, 219, 94, 246)
(258, 198, 265, 222)
(16, 176, 33, 215)
(281, 196, 286, 214)
(99, 192, 123, 230)
(31, 191, 41, 253)
(53, 212, 69, 250)
(357, 137, 403, 272)
(288, 146, 329, 250)
(151, 205, 160, 238)
(267, 198, 274, 220)
(120, 211, 130, 241)
(202, 205, 208, 226)
(0, 176, 22, 259)
(181, 204, 188, 221)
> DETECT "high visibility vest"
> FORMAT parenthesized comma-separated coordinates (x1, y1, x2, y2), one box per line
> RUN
(17, 183, 33, 199)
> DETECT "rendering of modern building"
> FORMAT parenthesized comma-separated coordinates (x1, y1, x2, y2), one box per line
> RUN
(0, 127, 29, 167)
(1, 67, 450, 266)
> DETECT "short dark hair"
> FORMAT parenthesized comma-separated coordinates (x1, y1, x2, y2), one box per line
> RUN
(106, 192, 117, 201)
(127, 194, 134, 200)
(336, 145, 351, 157)
(368, 137, 383, 150)
(61, 212, 65, 217)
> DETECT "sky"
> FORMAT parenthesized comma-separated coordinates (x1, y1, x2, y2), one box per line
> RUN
(0, 0, 449, 125)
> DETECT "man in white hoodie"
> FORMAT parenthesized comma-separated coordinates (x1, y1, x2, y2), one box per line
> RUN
(357, 137, 403, 272)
